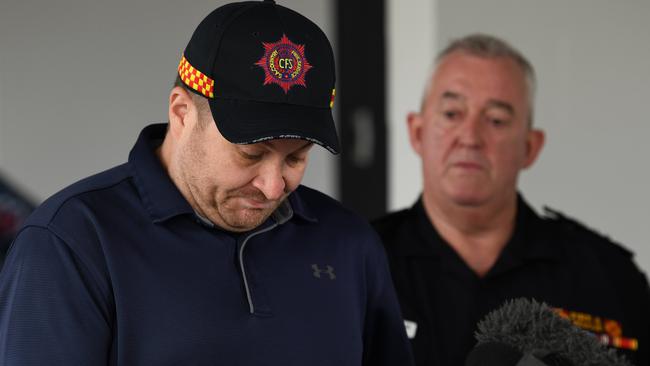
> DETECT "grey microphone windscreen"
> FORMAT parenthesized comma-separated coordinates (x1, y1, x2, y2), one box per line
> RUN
(471, 298, 632, 366)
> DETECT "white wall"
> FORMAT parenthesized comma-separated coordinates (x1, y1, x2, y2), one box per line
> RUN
(387, 0, 438, 210)
(388, 0, 650, 273)
(0, 0, 336, 202)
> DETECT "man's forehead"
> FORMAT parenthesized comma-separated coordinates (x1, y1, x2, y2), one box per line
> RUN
(439, 90, 514, 113)
(433, 52, 526, 86)
(428, 55, 527, 105)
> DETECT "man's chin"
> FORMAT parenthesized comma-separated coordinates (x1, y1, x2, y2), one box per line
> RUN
(220, 208, 276, 232)
(448, 191, 490, 207)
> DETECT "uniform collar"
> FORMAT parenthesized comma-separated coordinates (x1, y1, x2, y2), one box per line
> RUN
(129, 123, 318, 225)
(394, 194, 563, 265)
(503, 195, 563, 262)
(487, 194, 564, 277)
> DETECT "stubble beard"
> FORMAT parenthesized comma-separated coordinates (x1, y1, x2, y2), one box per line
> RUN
(215, 188, 285, 232)
(176, 127, 285, 232)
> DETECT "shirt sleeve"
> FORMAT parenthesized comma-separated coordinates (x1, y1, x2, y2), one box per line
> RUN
(362, 233, 415, 366)
(0, 225, 113, 366)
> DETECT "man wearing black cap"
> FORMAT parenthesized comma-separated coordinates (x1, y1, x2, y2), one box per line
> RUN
(0, 1, 414, 365)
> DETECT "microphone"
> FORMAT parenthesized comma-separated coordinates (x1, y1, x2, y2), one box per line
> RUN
(465, 298, 632, 366)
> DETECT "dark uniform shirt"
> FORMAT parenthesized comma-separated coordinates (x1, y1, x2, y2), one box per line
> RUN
(372, 196, 650, 366)
(0, 124, 414, 366)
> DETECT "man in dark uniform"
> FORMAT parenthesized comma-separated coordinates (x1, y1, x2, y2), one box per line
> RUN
(372, 34, 649, 366)
(0, 1, 414, 365)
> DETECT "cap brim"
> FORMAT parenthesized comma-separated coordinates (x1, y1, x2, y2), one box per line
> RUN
(208, 98, 340, 154)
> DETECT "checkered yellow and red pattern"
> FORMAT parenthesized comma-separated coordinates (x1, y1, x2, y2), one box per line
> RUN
(178, 55, 214, 98)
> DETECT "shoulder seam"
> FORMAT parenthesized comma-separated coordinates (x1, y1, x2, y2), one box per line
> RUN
(46, 176, 134, 227)
(543, 206, 633, 258)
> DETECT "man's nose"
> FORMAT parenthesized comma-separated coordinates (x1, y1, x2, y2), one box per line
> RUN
(252, 163, 286, 201)
(457, 114, 484, 148)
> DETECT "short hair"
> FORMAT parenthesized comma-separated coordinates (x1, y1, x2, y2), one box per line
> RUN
(432, 34, 536, 124)
(172, 75, 212, 129)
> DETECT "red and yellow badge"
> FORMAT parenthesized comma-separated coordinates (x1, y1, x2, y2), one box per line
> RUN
(554, 308, 639, 351)
(255, 34, 312, 94)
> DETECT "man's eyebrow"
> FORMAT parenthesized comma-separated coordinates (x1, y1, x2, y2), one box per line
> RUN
(440, 91, 465, 101)
(486, 99, 515, 115)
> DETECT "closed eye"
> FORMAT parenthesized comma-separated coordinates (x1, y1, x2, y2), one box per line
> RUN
(286, 154, 306, 167)
(240, 151, 263, 161)
(443, 110, 462, 121)
(490, 118, 506, 126)
(486, 115, 512, 127)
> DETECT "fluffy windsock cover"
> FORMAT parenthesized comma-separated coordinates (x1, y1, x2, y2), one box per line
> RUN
(474, 298, 632, 366)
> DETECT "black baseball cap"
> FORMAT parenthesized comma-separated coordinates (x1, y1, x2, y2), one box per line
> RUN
(178, 0, 339, 154)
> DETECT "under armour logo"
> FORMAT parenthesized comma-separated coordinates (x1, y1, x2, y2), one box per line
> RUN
(311, 264, 336, 280)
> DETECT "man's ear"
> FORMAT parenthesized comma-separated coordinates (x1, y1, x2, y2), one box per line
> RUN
(168, 86, 194, 138)
(407, 111, 425, 156)
(523, 128, 545, 169)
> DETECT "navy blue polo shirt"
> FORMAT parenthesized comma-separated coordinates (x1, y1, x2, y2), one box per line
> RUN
(0, 124, 414, 366)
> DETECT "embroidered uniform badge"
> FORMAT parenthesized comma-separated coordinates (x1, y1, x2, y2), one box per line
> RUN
(555, 308, 638, 351)
(255, 34, 312, 94)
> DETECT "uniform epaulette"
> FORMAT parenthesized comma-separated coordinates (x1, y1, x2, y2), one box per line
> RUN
(542, 206, 633, 258)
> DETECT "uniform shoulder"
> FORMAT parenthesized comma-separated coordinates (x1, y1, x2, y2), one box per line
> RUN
(542, 207, 650, 328)
(540, 206, 634, 260)
(25, 164, 133, 228)
(540, 206, 650, 288)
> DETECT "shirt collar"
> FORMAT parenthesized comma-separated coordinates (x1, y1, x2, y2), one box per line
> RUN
(483, 195, 570, 278)
(393, 194, 563, 264)
(496, 194, 564, 263)
(128, 124, 195, 223)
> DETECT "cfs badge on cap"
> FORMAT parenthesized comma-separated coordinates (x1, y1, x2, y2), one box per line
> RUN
(255, 34, 312, 94)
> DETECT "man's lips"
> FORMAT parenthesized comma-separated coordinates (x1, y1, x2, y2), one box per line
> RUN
(243, 199, 273, 209)
(451, 161, 484, 170)
(235, 196, 277, 209)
